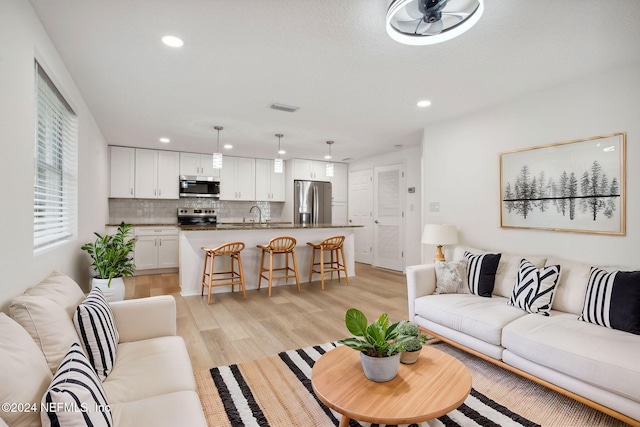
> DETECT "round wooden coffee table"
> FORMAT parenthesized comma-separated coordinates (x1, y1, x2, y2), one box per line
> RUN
(311, 345, 471, 426)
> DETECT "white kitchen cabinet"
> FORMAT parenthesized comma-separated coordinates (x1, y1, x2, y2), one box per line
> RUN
(331, 162, 348, 203)
(179, 152, 220, 178)
(292, 158, 329, 181)
(220, 156, 256, 201)
(332, 202, 348, 225)
(109, 146, 135, 198)
(255, 159, 285, 201)
(134, 227, 179, 271)
(134, 149, 180, 199)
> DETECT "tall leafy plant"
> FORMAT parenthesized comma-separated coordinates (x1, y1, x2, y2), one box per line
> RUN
(338, 308, 411, 357)
(81, 222, 136, 287)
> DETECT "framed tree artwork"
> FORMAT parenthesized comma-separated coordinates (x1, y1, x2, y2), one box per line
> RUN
(500, 133, 626, 235)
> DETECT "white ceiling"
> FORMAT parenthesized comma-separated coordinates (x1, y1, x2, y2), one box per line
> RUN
(28, 0, 640, 163)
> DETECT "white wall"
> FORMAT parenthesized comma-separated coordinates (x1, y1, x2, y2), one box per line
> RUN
(0, 0, 109, 312)
(349, 146, 423, 268)
(422, 63, 640, 267)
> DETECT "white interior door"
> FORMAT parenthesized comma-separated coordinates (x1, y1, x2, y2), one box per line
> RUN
(348, 169, 373, 264)
(373, 163, 404, 271)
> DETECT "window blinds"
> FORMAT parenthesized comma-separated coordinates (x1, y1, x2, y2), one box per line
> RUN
(33, 62, 78, 253)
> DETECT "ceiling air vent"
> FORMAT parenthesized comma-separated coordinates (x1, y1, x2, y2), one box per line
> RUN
(270, 103, 299, 113)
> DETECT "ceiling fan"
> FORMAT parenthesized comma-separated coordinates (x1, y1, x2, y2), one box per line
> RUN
(386, 0, 484, 46)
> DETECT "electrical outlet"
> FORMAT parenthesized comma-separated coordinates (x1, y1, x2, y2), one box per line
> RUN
(429, 202, 440, 213)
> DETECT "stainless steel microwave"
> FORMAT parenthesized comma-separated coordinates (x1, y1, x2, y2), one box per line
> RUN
(179, 176, 220, 198)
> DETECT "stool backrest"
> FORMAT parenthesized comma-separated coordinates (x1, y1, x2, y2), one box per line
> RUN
(212, 242, 245, 255)
(321, 235, 345, 250)
(268, 236, 296, 252)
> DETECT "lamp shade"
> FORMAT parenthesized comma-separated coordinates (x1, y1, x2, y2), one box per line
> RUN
(421, 224, 458, 246)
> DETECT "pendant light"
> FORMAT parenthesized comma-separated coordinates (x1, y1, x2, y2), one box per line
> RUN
(325, 141, 334, 177)
(212, 126, 223, 169)
(274, 133, 284, 173)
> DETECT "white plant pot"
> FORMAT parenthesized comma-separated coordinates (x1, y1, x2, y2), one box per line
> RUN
(400, 348, 422, 365)
(359, 352, 401, 382)
(91, 277, 125, 302)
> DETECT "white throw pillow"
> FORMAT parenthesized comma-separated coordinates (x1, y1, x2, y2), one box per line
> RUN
(74, 288, 119, 381)
(434, 259, 468, 294)
(23, 271, 86, 317)
(41, 343, 112, 427)
(507, 259, 561, 316)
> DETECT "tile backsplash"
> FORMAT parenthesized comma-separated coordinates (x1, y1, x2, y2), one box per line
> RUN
(109, 199, 285, 224)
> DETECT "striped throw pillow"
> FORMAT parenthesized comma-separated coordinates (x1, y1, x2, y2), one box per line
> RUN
(508, 259, 561, 316)
(41, 343, 113, 426)
(464, 251, 501, 297)
(579, 267, 640, 335)
(73, 287, 119, 381)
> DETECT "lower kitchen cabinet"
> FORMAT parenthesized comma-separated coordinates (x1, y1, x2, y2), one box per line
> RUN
(134, 227, 178, 271)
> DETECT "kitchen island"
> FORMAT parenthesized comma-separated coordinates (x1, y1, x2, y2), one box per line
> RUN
(179, 224, 361, 297)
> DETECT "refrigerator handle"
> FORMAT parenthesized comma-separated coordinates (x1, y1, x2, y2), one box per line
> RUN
(313, 185, 318, 225)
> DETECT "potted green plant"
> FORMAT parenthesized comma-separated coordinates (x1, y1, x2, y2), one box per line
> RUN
(81, 222, 136, 301)
(338, 308, 412, 382)
(398, 322, 429, 364)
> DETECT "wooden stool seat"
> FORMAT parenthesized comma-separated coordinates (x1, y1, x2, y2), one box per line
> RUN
(256, 236, 301, 297)
(201, 242, 246, 304)
(307, 235, 348, 290)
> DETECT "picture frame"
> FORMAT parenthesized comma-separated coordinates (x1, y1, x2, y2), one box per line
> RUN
(500, 133, 626, 235)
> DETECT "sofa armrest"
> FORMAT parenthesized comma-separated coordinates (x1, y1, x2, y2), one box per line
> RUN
(109, 295, 176, 343)
(405, 264, 436, 321)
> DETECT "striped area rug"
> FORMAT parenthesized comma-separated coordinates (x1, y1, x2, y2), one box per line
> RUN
(194, 342, 540, 427)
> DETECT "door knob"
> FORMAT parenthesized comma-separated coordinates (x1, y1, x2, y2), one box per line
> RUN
(374, 220, 379, 224)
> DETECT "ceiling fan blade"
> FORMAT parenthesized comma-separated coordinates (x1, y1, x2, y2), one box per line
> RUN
(441, 11, 470, 21)
(394, 18, 423, 34)
(419, 19, 444, 36)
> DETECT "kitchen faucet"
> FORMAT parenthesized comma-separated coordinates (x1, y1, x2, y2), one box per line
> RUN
(249, 205, 262, 224)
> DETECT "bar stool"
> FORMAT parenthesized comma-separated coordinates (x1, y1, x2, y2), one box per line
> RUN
(256, 236, 301, 297)
(201, 242, 246, 304)
(307, 235, 349, 290)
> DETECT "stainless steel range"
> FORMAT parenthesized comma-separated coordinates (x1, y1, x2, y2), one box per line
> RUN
(177, 208, 217, 226)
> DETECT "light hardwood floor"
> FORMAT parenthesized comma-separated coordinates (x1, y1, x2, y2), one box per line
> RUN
(124, 263, 408, 370)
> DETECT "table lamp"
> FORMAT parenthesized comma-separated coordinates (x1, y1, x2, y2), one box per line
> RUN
(422, 224, 458, 262)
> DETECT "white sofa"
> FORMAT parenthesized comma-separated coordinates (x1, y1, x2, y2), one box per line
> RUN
(406, 246, 640, 426)
(0, 271, 207, 427)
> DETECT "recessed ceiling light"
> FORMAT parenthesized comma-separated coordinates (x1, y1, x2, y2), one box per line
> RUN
(324, 155, 332, 160)
(159, 137, 170, 143)
(223, 144, 233, 149)
(162, 35, 184, 48)
(416, 100, 432, 107)
(278, 150, 286, 155)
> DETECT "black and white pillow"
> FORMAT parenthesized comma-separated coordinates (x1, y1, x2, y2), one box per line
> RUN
(508, 259, 561, 316)
(464, 251, 501, 297)
(73, 287, 119, 381)
(579, 267, 640, 335)
(41, 343, 113, 427)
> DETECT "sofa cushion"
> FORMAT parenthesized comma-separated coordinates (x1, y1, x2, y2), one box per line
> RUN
(579, 267, 640, 335)
(0, 313, 53, 427)
(493, 254, 547, 298)
(414, 294, 527, 346)
(545, 257, 590, 315)
(102, 336, 196, 403)
(23, 270, 86, 317)
(110, 391, 206, 427)
(434, 259, 468, 294)
(507, 259, 561, 316)
(464, 251, 501, 297)
(502, 312, 640, 402)
(10, 295, 80, 373)
(74, 287, 119, 381)
(41, 343, 112, 427)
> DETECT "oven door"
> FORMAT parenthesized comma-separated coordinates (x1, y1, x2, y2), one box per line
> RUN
(179, 176, 220, 198)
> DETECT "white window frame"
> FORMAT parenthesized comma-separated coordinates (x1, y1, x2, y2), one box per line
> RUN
(33, 61, 78, 254)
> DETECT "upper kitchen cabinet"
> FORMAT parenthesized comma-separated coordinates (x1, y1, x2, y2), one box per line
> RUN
(331, 162, 348, 203)
(220, 156, 256, 201)
(134, 149, 180, 199)
(179, 152, 220, 178)
(293, 159, 330, 181)
(255, 159, 285, 202)
(109, 146, 135, 198)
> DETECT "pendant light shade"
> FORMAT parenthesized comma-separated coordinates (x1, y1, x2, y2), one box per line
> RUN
(325, 141, 334, 177)
(274, 133, 284, 173)
(212, 126, 223, 169)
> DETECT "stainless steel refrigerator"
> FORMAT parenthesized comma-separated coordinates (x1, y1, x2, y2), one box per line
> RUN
(294, 180, 332, 225)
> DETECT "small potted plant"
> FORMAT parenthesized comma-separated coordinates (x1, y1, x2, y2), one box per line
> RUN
(81, 222, 136, 302)
(398, 322, 429, 364)
(338, 308, 412, 382)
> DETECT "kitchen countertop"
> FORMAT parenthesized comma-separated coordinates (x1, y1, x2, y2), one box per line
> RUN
(106, 223, 179, 227)
(179, 223, 362, 231)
